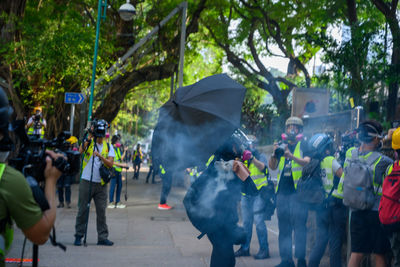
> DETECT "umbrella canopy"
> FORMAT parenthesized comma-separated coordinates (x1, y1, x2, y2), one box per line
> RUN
(151, 73, 246, 172)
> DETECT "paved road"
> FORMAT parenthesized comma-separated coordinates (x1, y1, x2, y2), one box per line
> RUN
(6, 166, 326, 267)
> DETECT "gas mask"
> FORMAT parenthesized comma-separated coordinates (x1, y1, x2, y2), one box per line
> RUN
(281, 132, 303, 143)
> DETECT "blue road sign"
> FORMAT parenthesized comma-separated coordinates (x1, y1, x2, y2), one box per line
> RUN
(65, 92, 85, 104)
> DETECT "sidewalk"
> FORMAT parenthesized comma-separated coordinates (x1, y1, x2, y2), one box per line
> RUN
(7, 167, 282, 267)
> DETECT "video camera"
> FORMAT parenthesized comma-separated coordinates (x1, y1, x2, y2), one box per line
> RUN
(9, 120, 81, 182)
(337, 130, 360, 165)
(86, 119, 108, 138)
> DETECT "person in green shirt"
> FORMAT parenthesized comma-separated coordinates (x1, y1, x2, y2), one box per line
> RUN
(0, 87, 63, 265)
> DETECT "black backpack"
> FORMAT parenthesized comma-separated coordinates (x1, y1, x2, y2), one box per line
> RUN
(296, 158, 326, 205)
(183, 170, 220, 239)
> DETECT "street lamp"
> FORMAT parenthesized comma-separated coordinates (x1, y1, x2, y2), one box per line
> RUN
(119, 1, 136, 21)
(87, 0, 136, 122)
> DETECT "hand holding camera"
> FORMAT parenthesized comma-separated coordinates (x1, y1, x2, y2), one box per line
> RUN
(44, 150, 65, 185)
(273, 142, 287, 159)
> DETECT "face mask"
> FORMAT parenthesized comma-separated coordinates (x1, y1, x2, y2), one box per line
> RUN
(0, 151, 9, 162)
(115, 143, 121, 148)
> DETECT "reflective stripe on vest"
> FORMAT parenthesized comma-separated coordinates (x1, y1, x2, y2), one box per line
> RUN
(320, 156, 343, 199)
(190, 167, 200, 178)
(335, 147, 356, 199)
(113, 147, 122, 172)
(82, 140, 109, 171)
(247, 161, 268, 190)
(321, 156, 334, 193)
(276, 141, 303, 192)
(206, 155, 215, 167)
(27, 124, 45, 138)
(160, 165, 166, 175)
(0, 164, 14, 257)
(134, 150, 142, 160)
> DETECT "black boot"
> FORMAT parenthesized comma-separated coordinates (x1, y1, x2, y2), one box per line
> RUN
(234, 247, 250, 257)
(254, 249, 270, 260)
(297, 259, 307, 267)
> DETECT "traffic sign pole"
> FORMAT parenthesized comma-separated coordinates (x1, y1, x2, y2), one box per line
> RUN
(70, 104, 75, 134)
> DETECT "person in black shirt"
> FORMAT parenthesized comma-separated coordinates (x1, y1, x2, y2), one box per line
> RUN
(269, 117, 310, 267)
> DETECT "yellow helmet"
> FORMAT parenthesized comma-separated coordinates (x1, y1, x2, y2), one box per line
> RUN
(33, 106, 42, 113)
(66, 136, 78, 145)
(392, 128, 400, 150)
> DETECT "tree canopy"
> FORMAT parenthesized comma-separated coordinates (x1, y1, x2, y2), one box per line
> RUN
(1, 0, 399, 143)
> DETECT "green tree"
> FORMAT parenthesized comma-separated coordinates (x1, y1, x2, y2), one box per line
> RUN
(200, 0, 327, 120)
(0, 0, 210, 137)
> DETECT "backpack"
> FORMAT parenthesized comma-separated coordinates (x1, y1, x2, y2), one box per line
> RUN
(183, 171, 220, 239)
(98, 143, 114, 186)
(296, 158, 326, 205)
(343, 149, 381, 210)
(379, 161, 400, 230)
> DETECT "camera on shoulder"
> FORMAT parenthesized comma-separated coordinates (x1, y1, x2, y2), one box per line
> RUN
(9, 120, 81, 182)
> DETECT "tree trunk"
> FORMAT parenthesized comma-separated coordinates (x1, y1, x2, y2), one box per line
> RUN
(386, 14, 400, 120)
(94, 63, 176, 122)
(0, 0, 26, 119)
(346, 0, 364, 105)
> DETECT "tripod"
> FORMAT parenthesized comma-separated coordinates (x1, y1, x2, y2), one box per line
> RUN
(82, 136, 99, 246)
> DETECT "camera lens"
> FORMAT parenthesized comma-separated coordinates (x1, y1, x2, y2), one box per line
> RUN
(274, 144, 285, 159)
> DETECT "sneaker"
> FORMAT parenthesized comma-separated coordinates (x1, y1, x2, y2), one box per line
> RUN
(297, 259, 307, 267)
(116, 203, 126, 209)
(157, 204, 172, 210)
(234, 247, 250, 257)
(253, 249, 270, 260)
(74, 236, 82, 246)
(107, 202, 116, 209)
(275, 260, 295, 267)
(57, 203, 64, 208)
(97, 239, 114, 246)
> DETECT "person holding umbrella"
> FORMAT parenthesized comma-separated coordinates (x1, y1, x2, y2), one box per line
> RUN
(184, 136, 259, 267)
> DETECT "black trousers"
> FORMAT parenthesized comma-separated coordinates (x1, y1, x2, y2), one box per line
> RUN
(160, 172, 172, 204)
(207, 228, 235, 267)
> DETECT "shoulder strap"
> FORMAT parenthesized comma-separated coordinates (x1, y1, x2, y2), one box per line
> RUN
(365, 152, 381, 167)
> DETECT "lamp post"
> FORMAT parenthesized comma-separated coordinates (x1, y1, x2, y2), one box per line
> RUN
(87, 0, 136, 122)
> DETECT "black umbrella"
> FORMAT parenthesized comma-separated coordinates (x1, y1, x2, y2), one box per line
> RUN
(151, 73, 246, 172)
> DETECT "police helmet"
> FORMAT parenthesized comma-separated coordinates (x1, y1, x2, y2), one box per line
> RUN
(308, 133, 333, 158)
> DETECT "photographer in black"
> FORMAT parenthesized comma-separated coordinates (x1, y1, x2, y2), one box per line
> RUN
(0, 87, 64, 265)
(26, 107, 47, 138)
(74, 119, 115, 246)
